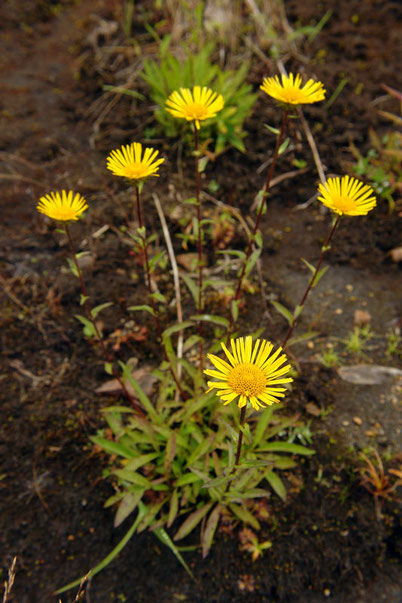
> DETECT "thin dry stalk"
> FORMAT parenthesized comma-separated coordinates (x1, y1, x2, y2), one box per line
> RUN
(153, 193, 184, 380)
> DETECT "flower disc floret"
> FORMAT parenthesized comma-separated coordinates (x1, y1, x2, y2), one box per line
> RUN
(165, 86, 224, 129)
(106, 142, 164, 180)
(260, 73, 325, 105)
(317, 176, 377, 216)
(204, 336, 293, 411)
(37, 190, 88, 221)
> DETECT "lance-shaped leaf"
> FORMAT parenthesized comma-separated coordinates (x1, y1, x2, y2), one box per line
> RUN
(153, 527, 194, 579)
(174, 502, 214, 541)
(257, 442, 315, 455)
(265, 470, 287, 501)
(228, 503, 260, 530)
(271, 301, 293, 325)
(167, 489, 179, 528)
(91, 436, 135, 459)
(114, 489, 144, 527)
(164, 431, 177, 475)
(202, 504, 223, 558)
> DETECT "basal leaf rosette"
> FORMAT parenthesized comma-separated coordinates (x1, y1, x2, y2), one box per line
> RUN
(37, 190, 88, 222)
(106, 142, 164, 181)
(166, 86, 224, 130)
(260, 73, 325, 106)
(204, 336, 293, 411)
(317, 175, 377, 216)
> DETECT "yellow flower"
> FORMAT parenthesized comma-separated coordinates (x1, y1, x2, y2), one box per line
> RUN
(37, 190, 88, 221)
(106, 142, 164, 180)
(317, 176, 377, 216)
(165, 86, 224, 129)
(260, 73, 325, 105)
(204, 336, 293, 411)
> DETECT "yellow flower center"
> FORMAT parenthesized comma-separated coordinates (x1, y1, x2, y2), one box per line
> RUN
(227, 363, 267, 397)
(282, 89, 306, 103)
(333, 195, 356, 213)
(184, 102, 210, 121)
(122, 164, 151, 179)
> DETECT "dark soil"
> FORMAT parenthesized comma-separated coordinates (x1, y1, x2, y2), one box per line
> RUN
(1, 1, 401, 602)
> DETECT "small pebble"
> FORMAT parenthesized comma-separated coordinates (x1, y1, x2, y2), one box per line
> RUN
(353, 416, 363, 425)
(342, 420, 350, 426)
(335, 308, 343, 315)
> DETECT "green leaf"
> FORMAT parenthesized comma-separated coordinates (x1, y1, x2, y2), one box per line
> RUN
(257, 442, 315, 455)
(167, 489, 179, 528)
(271, 301, 293, 325)
(191, 314, 229, 328)
(252, 406, 275, 448)
(114, 490, 144, 527)
(91, 436, 135, 459)
(124, 452, 159, 472)
(176, 473, 201, 487)
(239, 422, 253, 444)
(278, 138, 290, 156)
(162, 321, 194, 339)
(153, 527, 194, 579)
(186, 434, 215, 467)
(264, 123, 280, 135)
(293, 305, 303, 320)
(119, 361, 160, 423)
(301, 257, 316, 274)
(164, 432, 177, 474)
(174, 502, 214, 541)
(265, 470, 287, 501)
(312, 265, 329, 287)
(228, 503, 260, 530)
(201, 504, 222, 558)
(128, 304, 155, 316)
(91, 302, 113, 319)
(75, 315, 97, 338)
(180, 273, 198, 304)
(113, 469, 152, 488)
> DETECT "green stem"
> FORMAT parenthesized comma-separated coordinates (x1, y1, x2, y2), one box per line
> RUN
(64, 223, 145, 417)
(226, 108, 289, 345)
(281, 214, 341, 349)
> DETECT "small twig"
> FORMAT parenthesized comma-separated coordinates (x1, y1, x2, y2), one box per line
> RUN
(153, 193, 184, 381)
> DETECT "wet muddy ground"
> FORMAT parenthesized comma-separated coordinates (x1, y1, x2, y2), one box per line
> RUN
(1, 1, 401, 601)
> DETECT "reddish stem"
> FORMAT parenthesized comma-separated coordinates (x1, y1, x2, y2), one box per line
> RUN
(226, 109, 289, 345)
(134, 185, 188, 401)
(281, 214, 341, 349)
(193, 124, 204, 371)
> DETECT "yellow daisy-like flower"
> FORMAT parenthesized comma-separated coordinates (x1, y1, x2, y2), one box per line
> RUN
(204, 336, 293, 411)
(317, 176, 377, 216)
(37, 190, 88, 221)
(165, 86, 224, 130)
(106, 142, 164, 180)
(260, 73, 325, 105)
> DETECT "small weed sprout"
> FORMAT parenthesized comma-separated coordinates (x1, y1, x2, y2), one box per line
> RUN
(359, 450, 401, 520)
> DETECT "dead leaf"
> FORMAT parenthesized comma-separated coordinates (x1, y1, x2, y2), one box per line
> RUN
(306, 402, 321, 416)
(389, 247, 402, 262)
(354, 309, 371, 326)
(96, 366, 157, 398)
